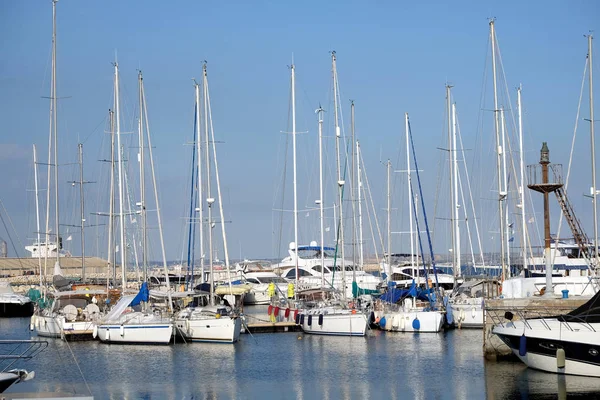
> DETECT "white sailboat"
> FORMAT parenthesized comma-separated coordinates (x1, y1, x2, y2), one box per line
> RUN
(173, 64, 242, 344)
(30, 0, 102, 340)
(96, 68, 173, 345)
(294, 54, 368, 337)
(375, 113, 445, 333)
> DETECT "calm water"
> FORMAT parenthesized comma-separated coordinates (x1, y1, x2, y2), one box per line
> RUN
(2, 311, 600, 399)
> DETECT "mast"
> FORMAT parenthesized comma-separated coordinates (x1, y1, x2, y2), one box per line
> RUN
(386, 159, 392, 280)
(52, 0, 60, 269)
(501, 107, 511, 273)
(518, 86, 527, 271)
(114, 62, 127, 289)
(140, 75, 173, 311)
(107, 109, 116, 290)
(202, 63, 215, 305)
(446, 85, 456, 278)
(357, 141, 364, 271)
(33, 145, 42, 290)
(195, 81, 205, 284)
(490, 19, 507, 280)
(332, 51, 347, 300)
(452, 103, 461, 278)
(138, 71, 148, 283)
(351, 100, 357, 284)
(204, 66, 233, 288)
(317, 106, 326, 289)
(406, 113, 415, 278)
(291, 62, 299, 300)
(77, 143, 87, 282)
(588, 34, 598, 269)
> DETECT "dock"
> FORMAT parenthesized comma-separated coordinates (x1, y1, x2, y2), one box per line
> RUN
(243, 321, 300, 334)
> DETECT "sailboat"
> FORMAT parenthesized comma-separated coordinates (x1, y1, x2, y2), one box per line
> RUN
(95, 68, 173, 345)
(293, 54, 369, 337)
(374, 113, 445, 333)
(443, 86, 488, 329)
(173, 64, 242, 344)
(32, 0, 106, 340)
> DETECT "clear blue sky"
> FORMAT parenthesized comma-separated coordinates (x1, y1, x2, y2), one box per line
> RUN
(0, 0, 598, 263)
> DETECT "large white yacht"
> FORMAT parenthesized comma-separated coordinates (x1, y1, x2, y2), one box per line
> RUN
(381, 253, 457, 291)
(527, 240, 593, 277)
(274, 241, 383, 298)
(502, 241, 599, 299)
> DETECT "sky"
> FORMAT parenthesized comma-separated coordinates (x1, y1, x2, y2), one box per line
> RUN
(0, 0, 599, 264)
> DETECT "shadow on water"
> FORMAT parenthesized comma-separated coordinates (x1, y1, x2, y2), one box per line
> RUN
(3, 314, 600, 399)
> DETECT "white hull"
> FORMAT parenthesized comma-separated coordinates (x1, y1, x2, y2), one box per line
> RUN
(33, 315, 95, 339)
(375, 309, 444, 333)
(298, 309, 367, 336)
(96, 323, 173, 344)
(244, 290, 273, 305)
(450, 302, 484, 329)
(174, 316, 241, 343)
(493, 318, 600, 377)
(515, 351, 600, 377)
(244, 284, 288, 305)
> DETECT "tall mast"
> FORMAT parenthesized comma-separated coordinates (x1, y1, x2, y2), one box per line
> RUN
(202, 63, 215, 305)
(452, 103, 461, 278)
(291, 62, 299, 300)
(405, 113, 415, 276)
(107, 109, 116, 290)
(501, 107, 511, 272)
(114, 62, 126, 289)
(204, 66, 232, 287)
(332, 51, 347, 300)
(78, 143, 87, 282)
(588, 34, 598, 269)
(386, 159, 392, 280)
(138, 71, 148, 283)
(351, 101, 357, 284)
(490, 19, 507, 280)
(140, 76, 173, 310)
(195, 81, 205, 284)
(357, 140, 364, 271)
(446, 85, 456, 277)
(33, 145, 42, 290)
(517, 86, 527, 272)
(52, 0, 60, 269)
(317, 106, 325, 289)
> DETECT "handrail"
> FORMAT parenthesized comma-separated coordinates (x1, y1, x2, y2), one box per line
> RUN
(0, 339, 48, 372)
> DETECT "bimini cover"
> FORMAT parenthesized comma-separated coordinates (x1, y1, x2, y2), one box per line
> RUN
(103, 294, 136, 322)
(130, 282, 149, 307)
(560, 289, 600, 323)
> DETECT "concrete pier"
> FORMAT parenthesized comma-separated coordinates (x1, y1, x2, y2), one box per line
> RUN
(483, 296, 587, 360)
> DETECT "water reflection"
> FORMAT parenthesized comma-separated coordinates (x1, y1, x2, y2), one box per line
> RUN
(3, 316, 600, 399)
(484, 356, 600, 399)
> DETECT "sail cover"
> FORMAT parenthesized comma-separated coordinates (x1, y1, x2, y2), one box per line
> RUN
(130, 282, 149, 307)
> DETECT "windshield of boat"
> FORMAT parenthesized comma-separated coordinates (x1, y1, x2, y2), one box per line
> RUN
(297, 247, 336, 259)
(256, 276, 287, 284)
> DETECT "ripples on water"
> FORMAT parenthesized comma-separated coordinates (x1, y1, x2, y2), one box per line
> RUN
(2, 314, 600, 399)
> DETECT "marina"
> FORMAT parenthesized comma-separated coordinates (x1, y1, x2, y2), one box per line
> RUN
(1, 0, 600, 398)
(2, 316, 600, 399)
